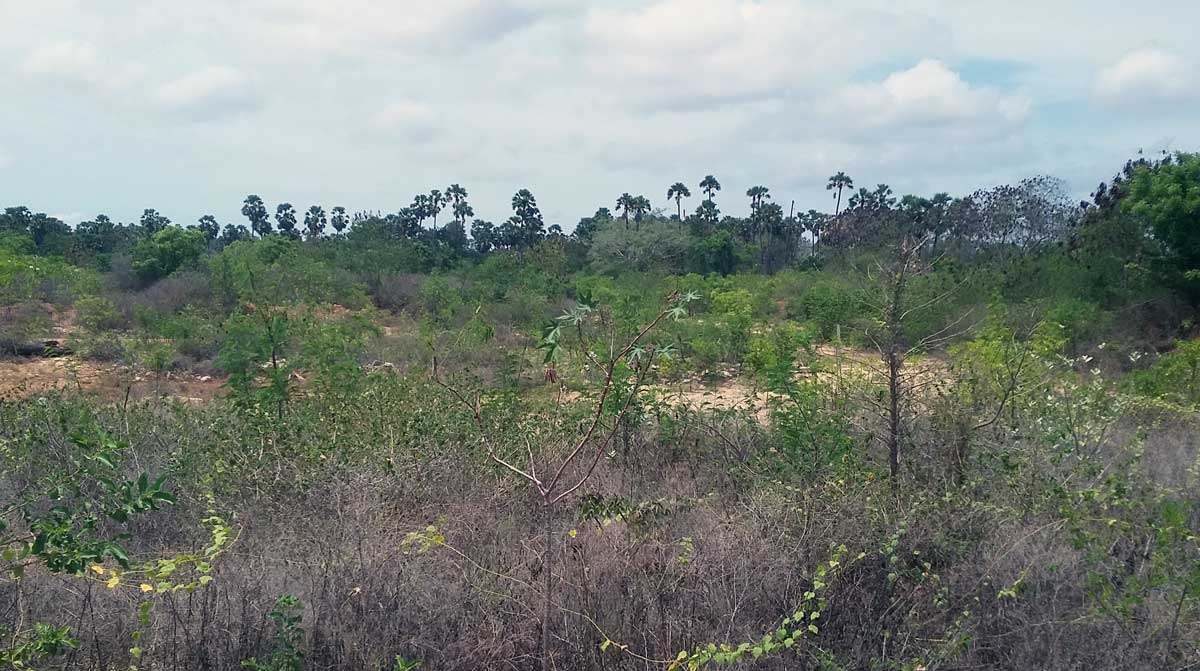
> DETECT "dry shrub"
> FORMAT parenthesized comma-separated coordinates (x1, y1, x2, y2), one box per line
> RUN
(2, 392, 1196, 671)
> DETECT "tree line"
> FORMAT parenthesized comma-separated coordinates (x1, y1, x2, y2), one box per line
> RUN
(4, 153, 1199, 294)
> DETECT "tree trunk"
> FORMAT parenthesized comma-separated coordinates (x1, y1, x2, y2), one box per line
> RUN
(882, 249, 910, 488)
(887, 342, 901, 484)
(541, 502, 554, 671)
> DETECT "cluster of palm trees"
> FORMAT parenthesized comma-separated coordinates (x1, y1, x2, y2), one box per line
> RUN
(595, 174, 853, 270)
(219, 168, 963, 266)
(615, 193, 653, 229)
(406, 183, 474, 230)
(235, 195, 349, 242)
(466, 188, 550, 253)
(648, 170, 955, 266)
(614, 172, 856, 225)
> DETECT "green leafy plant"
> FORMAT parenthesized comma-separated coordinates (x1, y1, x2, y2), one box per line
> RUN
(242, 595, 306, 671)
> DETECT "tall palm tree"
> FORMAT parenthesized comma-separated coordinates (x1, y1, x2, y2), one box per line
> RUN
(411, 194, 431, 227)
(753, 201, 783, 271)
(806, 209, 825, 257)
(872, 183, 895, 210)
(616, 193, 635, 229)
(428, 189, 445, 229)
(329, 207, 348, 236)
(446, 184, 470, 224)
(849, 187, 873, 212)
(700, 175, 721, 201)
(826, 172, 853, 216)
(304, 205, 327, 240)
(667, 182, 691, 220)
(746, 185, 771, 211)
(510, 189, 543, 248)
(511, 189, 539, 218)
(632, 195, 651, 231)
(274, 202, 298, 238)
(242, 195, 271, 237)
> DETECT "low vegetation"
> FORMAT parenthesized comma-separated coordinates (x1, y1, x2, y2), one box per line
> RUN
(2, 156, 1199, 669)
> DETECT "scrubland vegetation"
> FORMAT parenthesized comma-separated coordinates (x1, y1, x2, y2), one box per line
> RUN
(2, 155, 1199, 669)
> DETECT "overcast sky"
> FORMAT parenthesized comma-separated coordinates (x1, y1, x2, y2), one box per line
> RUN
(2, 0, 1198, 230)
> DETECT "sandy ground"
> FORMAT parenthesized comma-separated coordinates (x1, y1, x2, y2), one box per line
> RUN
(0, 356, 224, 403)
(1, 320, 935, 418)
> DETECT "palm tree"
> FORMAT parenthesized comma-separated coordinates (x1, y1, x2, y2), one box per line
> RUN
(453, 200, 474, 226)
(849, 187, 873, 212)
(872, 183, 896, 210)
(616, 193, 635, 229)
(274, 203, 298, 238)
(826, 172, 854, 216)
(694, 200, 721, 233)
(411, 194, 431, 227)
(428, 189, 445, 229)
(197, 215, 220, 242)
(632, 195, 651, 230)
(753, 201, 783, 271)
(511, 189, 543, 248)
(806, 209, 825, 257)
(667, 182, 691, 220)
(242, 195, 271, 237)
(329, 207, 348, 236)
(746, 185, 771, 211)
(446, 184, 470, 224)
(700, 175, 721, 201)
(304, 205, 327, 240)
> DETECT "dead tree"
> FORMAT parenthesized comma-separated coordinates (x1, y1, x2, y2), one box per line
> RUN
(864, 234, 976, 487)
(433, 292, 693, 671)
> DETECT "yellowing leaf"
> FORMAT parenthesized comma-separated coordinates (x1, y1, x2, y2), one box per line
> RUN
(567, 529, 578, 538)
(106, 576, 121, 589)
(90, 565, 106, 575)
(140, 584, 154, 592)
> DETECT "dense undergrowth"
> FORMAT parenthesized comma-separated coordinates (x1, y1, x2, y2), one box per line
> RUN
(2, 156, 1199, 669)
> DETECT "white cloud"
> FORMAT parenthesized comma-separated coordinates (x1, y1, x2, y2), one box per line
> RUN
(824, 60, 1030, 139)
(20, 40, 103, 84)
(1093, 48, 1197, 107)
(154, 66, 254, 112)
(246, 0, 555, 61)
(581, 0, 946, 106)
(4, 1, 1200, 230)
(372, 102, 439, 142)
(16, 39, 146, 93)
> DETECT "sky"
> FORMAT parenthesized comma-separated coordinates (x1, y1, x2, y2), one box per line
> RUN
(1, 0, 1199, 230)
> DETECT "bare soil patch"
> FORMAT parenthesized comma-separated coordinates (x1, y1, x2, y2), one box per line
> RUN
(0, 356, 224, 403)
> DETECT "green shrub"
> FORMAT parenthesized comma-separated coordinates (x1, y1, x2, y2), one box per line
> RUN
(1042, 297, 1109, 352)
(211, 237, 368, 309)
(153, 307, 223, 361)
(789, 277, 868, 341)
(0, 249, 99, 306)
(241, 595, 305, 671)
(745, 322, 815, 385)
(1128, 339, 1200, 405)
(75, 295, 125, 332)
(131, 227, 207, 283)
(420, 275, 463, 325)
